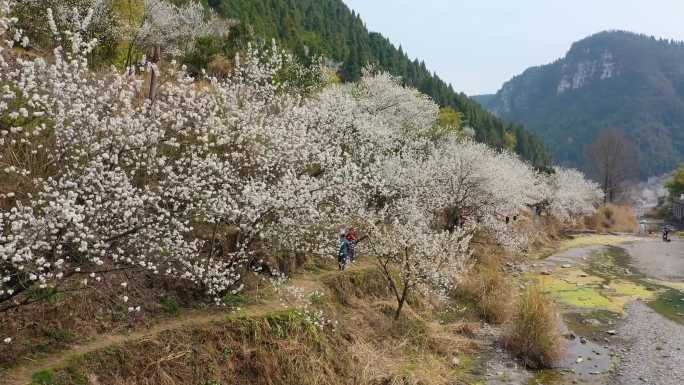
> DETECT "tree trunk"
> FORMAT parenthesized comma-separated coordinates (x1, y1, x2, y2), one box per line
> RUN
(394, 283, 411, 319)
(148, 46, 161, 101)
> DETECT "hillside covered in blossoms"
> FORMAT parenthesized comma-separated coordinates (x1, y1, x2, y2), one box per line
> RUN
(0, 1, 610, 384)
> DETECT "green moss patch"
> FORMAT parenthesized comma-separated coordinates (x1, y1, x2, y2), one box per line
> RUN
(532, 267, 657, 314)
(559, 235, 639, 252)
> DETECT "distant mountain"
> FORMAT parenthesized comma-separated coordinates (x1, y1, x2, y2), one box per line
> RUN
(470, 94, 496, 106)
(478, 30, 684, 177)
(203, 0, 551, 167)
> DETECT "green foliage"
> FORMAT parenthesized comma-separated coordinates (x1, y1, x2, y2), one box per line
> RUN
(65, 368, 87, 385)
(230, 310, 322, 342)
(222, 293, 247, 308)
(44, 327, 75, 344)
(26, 286, 62, 303)
(307, 291, 325, 306)
(666, 166, 684, 199)
(160, 295, 180, 315)
(436, 107, 463, 138)
(31, 370, 55, 385)
(221, 346, 233, 361)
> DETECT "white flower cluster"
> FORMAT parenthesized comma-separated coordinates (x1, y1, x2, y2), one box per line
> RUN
(0, 3, 361, 310)
(0, 1, 602, 318)
(545, 167, 603, 223)
(296, 307, 335, 331)
(133, 0, 233, 58)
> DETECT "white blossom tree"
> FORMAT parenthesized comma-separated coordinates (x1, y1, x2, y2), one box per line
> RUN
(364, 200, 472, 319)
(119, 0, 234, 99)
(545, 167, 603, 223)
(0, 5, 361, 311)
(0, 0, 603, 329)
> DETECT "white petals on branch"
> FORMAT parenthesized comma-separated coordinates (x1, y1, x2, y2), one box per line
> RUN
(0, 0, 600, 323)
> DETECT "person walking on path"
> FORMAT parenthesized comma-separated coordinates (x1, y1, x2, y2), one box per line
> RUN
(338, 231, 350, 270)
(346, 227, 359, 264)
(663, 226, 671, 242)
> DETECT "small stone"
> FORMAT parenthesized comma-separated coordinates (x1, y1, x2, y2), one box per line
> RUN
(579, 273, 589, 277)
(606, 330, 617, 335)
(541, 270, 552, 275)
(585, 318, 601, 326)
(580, 337, 588, 344)
(451, 357, 461, 367)
(562, 264, 572, 268)
(576, 357, 584, 363)
(602, 285, 610, 289)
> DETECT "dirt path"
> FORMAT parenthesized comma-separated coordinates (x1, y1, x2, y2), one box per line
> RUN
(1, 262, 368, 385)
(622, 237, 684, 281)
(2, 310, 230, 385)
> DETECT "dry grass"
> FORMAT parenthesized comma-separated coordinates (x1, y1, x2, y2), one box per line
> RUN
(457, 254, 514, 324)
(503, 285, 563, 369)
(40, 310, 348, 385)
(25, 261, 480, 385)
(208, 54, 234, 78)
(584, 204, 638, 233)
(37, 299, 478, 385)
(0, 270, 212, 368)
(322, 267, 392, 306)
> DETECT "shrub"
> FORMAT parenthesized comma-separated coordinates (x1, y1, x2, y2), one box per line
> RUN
(589, 204, 638, 233)
(503, 285, 563, 368)
(457, 255, 513, 324)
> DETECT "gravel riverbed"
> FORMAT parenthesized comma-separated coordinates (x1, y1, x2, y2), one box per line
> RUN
(610, 301, 684, 385)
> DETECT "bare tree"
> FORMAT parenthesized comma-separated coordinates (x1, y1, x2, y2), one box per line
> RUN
(586, 128, 639, 203)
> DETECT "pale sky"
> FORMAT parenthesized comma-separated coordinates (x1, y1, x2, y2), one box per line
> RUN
(343, 0, 684, 95)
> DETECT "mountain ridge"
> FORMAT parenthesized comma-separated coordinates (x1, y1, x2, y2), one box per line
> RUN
(478, 30, 684, 177)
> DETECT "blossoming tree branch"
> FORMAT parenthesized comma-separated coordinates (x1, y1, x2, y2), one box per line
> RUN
(0, 0, 602, 326)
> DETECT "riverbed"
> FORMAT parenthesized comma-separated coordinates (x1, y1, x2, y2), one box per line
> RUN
(483, 235, 684, 385)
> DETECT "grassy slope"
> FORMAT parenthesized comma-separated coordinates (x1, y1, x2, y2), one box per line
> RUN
(2, 224, 616, 384)
(2, 261, 481, 385)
